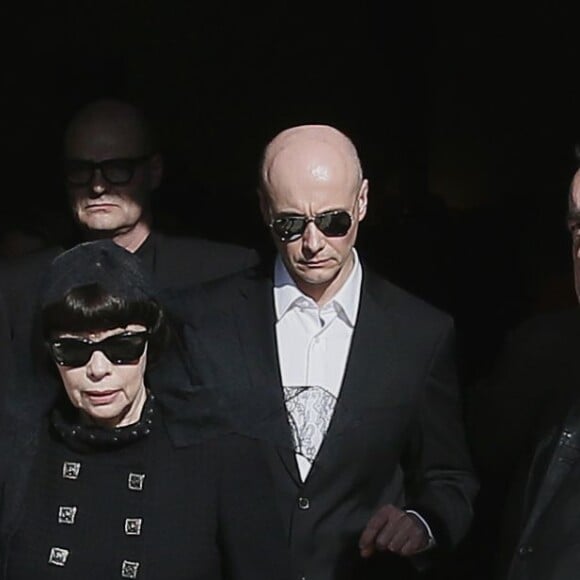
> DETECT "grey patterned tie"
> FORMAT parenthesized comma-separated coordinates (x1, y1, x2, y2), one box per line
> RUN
(283, 385, 337, 465)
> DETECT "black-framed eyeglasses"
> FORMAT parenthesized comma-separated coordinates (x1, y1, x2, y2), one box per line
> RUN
(269, 209, 353, 243)
(47, 331, 150, 367)
(64, 155, 152, 186)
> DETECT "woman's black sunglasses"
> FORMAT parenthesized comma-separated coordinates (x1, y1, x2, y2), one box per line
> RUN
(47, 331, 150, 367)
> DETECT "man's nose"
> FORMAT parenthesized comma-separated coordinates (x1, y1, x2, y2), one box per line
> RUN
(301, 221, 324, 254)
(90, 169, 108, 196)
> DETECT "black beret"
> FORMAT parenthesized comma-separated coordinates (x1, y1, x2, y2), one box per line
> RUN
(40, 239, 155, 307)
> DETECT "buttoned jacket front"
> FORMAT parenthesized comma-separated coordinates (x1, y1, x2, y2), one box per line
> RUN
(168, 262, 478, 580)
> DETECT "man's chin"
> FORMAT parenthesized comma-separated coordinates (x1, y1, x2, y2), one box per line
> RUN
(297, 269, 337, 288)
(79, 215, 120, 229)
(78, 219, 122, 236)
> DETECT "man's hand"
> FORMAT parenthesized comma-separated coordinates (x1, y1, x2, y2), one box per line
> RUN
(359, 504, 429, 558)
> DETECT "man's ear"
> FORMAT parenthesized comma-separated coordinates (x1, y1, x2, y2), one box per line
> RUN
(357, 179, 369, 222)
(257, 188, 271, 225)
(148, 153, 164, 190)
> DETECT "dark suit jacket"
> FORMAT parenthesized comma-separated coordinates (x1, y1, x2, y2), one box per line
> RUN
(502, 398, 580, 580)
(165, 262, 478, 580)
(465, 308, 580, 579)
(0, 294, 13, 383)
(466, 307, 580, 482)
(135, 231, 260, 291)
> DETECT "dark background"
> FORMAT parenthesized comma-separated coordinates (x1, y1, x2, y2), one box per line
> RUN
(4, 0, 580, 381)
(3, 4, 580, 578)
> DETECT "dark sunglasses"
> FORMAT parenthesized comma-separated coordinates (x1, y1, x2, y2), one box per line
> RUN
(47, 331, 150, 367)
(64, 155, 151, 186)
(269, 210, 353, 243)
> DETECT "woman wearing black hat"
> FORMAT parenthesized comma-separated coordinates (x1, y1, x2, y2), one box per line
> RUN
(0, 239, 290, 580)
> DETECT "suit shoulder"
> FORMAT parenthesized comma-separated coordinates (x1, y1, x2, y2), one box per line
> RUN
(197, 264, 264, 302)
(499, 307, 580, 358)
(0, 246, 63, 293)
(155, 233, 259, 262)
(0, 245, 61, 273)
(162, 265, 264, 323)
(509, 307, 580, 337)
(365, 268, 453, 327)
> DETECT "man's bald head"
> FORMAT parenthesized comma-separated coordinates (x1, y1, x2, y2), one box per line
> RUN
(259, 124, 363, 203)
(258, 124, 368, 305)
(64, 98, 157, 160)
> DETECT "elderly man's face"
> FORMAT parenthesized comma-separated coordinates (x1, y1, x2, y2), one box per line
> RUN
(567, 168, 580, 302)
(262, 143, 368, 304)
(64, 120, 160, 238)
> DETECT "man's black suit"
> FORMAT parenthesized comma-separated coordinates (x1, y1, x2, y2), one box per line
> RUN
(465, 307, 580, 579)
(501, 394, 580, 580)
(466, 307, 580, 484)
(0, 293, 14, 402)
(166, 261, 478, 580)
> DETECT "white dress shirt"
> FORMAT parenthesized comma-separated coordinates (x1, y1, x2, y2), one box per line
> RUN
(273, 250, 362, 480)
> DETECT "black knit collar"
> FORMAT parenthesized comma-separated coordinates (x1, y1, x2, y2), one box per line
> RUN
(51, 392, 156, 452)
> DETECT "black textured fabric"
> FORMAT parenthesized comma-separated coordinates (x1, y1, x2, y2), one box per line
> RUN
(5, 402, 291, 580)
(40, 239, 157, 308)
(51, 392, 156, 452)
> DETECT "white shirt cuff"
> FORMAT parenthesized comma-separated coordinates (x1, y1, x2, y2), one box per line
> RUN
(405, 509, 436, 551)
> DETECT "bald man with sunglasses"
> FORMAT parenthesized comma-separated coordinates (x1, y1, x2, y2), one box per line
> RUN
(167, 124, 478, 580)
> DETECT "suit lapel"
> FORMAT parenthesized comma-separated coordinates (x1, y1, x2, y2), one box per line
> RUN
(235, 275, 300, 483)
(521, 401, 580, 541)
(324, 270, 397, 433)
(306, 270, 401, 480)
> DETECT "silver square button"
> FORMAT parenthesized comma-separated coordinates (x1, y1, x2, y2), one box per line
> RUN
(48, 547, 69, 566)
(62, 461, 81, 479)
(124, 518, 143, 535)
(58, 506, 78, 524)
(121, 559, 140, 578)
(127, 472, 145, 491)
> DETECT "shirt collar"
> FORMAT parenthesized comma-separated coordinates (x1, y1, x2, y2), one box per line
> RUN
(273, 249, 362, 326)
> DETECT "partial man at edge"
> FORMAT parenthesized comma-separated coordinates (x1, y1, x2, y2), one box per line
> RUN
(465, 149, 580, 579)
